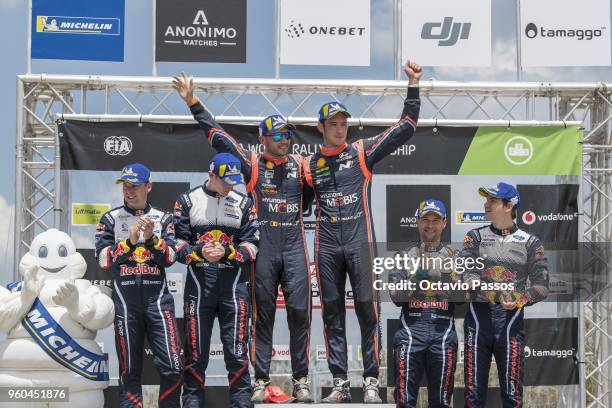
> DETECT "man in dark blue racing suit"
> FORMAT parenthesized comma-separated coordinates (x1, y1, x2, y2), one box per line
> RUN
(172, 72, 314, 402)
(389, 199, 458, 408)
(95, 163, 183, 408)
(459, 182, 549, 408)
(174, 153, 260, 408)
(304, 60, 422, 403)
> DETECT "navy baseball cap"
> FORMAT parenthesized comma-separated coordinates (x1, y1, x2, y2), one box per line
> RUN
(116, 163, 150, 185)
(209, 153, 243, 186)
(417, 199, 447, 218)
(318, 101, 351, 121)
(259, 115, 295, 136)
(478, 182, 520, 207)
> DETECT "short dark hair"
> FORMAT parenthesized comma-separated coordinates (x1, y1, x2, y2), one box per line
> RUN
(502, 199, 518, 220)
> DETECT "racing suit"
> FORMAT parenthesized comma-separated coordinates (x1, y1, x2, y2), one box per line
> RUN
(189, 100, 313, 381)
(174, 185, 259, 408)
(459, 224, 549, 408)
(95, 203, 183, 408)
(303, 86, 420, 379)
(389, 244, 458, 408)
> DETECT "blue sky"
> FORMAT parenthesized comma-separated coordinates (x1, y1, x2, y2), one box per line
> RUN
(0, 0, 611, 275)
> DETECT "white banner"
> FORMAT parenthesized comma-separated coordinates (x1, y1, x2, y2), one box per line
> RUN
(280, 0, 371, 66)
(520, 0, 611, 66)
(401, 0, 491, 66)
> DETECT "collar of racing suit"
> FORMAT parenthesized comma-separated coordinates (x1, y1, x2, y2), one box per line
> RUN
(489, 223, 518, 236)
(202, 183, 221, 198)
(262, 151, 288, 165)
(123, 201, 151, 216)
(418, 241, 444, 253)
(320, 143, 348, 156)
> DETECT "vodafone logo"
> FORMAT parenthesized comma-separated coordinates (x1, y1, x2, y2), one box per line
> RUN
(522, 211, 536, 225)
(271, 345, 291, 360)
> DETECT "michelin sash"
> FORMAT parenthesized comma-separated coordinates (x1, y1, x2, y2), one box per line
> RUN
(7, 281, 109, 381)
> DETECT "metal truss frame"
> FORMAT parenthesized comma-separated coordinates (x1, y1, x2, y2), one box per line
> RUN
(15, 74, 612, 406)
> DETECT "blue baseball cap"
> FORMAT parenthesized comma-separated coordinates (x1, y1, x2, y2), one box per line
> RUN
(209, 153, 243, 186)
(479, 182, 520, 207)
(318, 101, 351, 122)
(417, 199, 447, 218)
(259, 115, 296, 136)
(116, 163, 150, 185)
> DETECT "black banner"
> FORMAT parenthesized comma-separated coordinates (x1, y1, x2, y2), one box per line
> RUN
(517, 184, 579, 249)
(387, 317, 579, 386)
(155, 0, 246, 63)
(59, 121, 475, 175)
(386, 185, 452, 245)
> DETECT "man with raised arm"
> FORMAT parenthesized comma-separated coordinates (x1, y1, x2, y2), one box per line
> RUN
(173, 74, 313, 403)
(303, 60, 422, 403)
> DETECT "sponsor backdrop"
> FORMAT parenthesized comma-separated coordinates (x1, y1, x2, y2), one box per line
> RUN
(280, 0, 371, 66)
(519, 0, 611, 66)
(401, 0, 491, 66)
(58, 120, 581, 396)
(155, 0, 247, 63)
(31, 0, 125, 61)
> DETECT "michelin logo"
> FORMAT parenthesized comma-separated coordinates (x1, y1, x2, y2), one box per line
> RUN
(36, 16, 121, 35)
(456, 211, 487, 224)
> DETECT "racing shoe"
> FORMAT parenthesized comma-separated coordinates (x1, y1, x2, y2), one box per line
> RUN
(363, 377, 382, 403)
(321, 378, 351, 403)
(292, 376, 314, 403)
(251, 378, 270, 403)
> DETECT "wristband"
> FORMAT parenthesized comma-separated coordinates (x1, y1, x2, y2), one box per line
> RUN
(188, 96, 199, 107)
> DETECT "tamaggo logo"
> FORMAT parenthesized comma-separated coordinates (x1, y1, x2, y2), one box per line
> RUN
(504, 136, 533, 165)
(104, 136, 132, 156)
(456, 211, 487, 224)
(524, 345, 575, 359)
(524, 22, 605, 41)
(421, 17, 471, 46)
(36, 16, 121, 35)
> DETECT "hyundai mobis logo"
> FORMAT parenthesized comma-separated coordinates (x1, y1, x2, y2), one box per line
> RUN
(284, 20, 367, 39)
(524, 22, 606, 41)
(421, 17, 471, 46)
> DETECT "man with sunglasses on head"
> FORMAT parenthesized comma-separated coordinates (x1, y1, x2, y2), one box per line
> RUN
(173, 72, 314, 403)
(303, 60, 421, 403)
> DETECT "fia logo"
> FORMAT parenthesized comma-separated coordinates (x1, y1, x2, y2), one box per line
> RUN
(421, 17, 471, 46)
(104, 136, 132, 156)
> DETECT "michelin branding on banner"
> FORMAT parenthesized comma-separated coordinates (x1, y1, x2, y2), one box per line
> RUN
(520, 0, 611, 66)
(401, 0, 491, 66)
(31, 0, 125, 61)
(280, 0, 371, 66)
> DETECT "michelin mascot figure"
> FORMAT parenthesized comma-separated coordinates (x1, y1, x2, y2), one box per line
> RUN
(0, 229, 114, 407)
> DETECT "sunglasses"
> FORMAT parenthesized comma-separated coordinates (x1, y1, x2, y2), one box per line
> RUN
(265, 131, 292, 142)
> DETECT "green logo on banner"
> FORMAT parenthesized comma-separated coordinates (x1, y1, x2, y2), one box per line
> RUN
(504, 136, 533, 165)
(72, 203, 110, 225)
(459, 126, 582, 175)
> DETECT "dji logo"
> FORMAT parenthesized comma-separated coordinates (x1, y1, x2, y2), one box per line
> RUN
(421, 17, 471, 46)
(285, 20, 305, 38)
